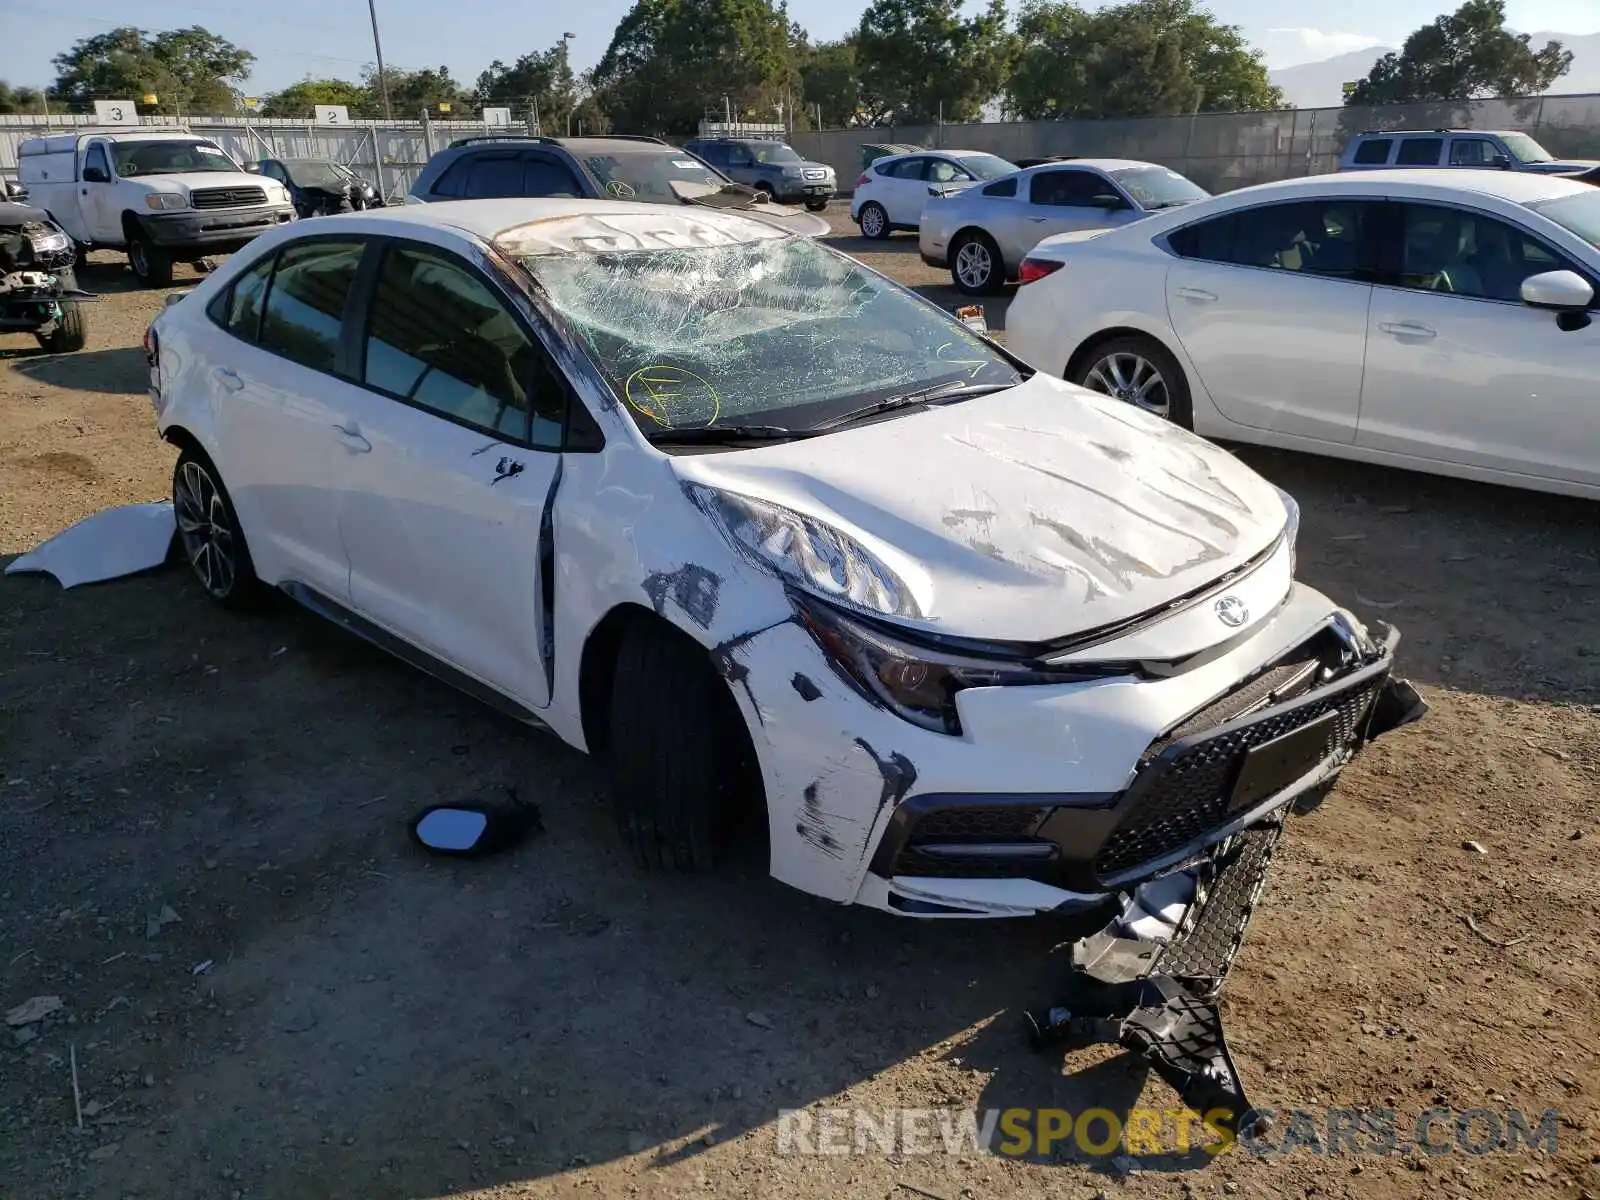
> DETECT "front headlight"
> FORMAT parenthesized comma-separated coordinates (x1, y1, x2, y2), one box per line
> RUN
(1274, 486, 1301, 573)
(27, 229, 70, 254)
(792, 592, 1109, 735)
(686, 484, 922, 619)
(144, 193, 187, 211)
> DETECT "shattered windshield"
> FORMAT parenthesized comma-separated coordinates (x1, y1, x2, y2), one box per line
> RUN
(521, 234, 1021, 436)
(1112, 166, 1210, 209)
(282, 159, 358, 189)
(113, 140, 237, 176)
(583, 151, 728, 201)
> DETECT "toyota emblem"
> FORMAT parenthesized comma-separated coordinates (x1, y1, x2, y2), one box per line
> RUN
(1214, 596, 1249, 627)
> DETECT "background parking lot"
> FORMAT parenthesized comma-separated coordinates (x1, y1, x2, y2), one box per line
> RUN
(2, 206, 1597, 1200)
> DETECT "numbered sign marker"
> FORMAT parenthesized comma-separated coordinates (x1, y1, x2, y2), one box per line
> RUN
(482, 107, 512, 127)
(93, 100, 140, 126)
(315, 105, 350, 126)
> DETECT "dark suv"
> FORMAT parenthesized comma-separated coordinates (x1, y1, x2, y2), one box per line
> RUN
(681, 137, 836, 210)
(407, 134, 829, 236)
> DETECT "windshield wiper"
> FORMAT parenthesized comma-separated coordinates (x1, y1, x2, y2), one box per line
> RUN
(646, 423, 822, 445)
(815, 379, 1021, 432)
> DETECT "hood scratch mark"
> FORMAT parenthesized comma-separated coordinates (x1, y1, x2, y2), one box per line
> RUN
(853, 737, 917, 817)
(709, 618, 792, 726)
(796, 780, 846, 860)
(791, 672, 822, 701)
(642, 564, 723, 629)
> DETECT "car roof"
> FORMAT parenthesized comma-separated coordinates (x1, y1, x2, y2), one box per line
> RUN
(1017, 157, 1159, 173)
(292, 197, 783, 247)
(1230, 168, 1588, 205)
(1353, 129, 1521, 137)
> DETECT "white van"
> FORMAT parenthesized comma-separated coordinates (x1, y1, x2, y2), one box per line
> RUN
(18, 128, 297, 286)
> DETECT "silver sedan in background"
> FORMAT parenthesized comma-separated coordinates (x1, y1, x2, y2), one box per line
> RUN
(920, 158, 1210, 294)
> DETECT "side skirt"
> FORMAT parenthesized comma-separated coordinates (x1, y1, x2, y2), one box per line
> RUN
(279, 581, 552, 732)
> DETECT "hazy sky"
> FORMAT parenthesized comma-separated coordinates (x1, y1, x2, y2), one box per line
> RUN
(2, 0, 1596, 95)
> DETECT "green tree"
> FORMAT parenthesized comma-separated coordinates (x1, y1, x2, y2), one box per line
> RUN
(853, 0, 1013, 125)
(50, 26, 254, 116)
(474, 42, 577, 129)
(593, 0, 799, 135)
(799, 38, 879, 128)
(1345, 0, 1571, 107)
(1007, 0, 1282, 120)
(377, 65, 475, 117)
(0, 81, 48, 115)
(259, 78, 371, 119)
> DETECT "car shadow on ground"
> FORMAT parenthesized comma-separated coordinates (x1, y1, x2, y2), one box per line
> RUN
(0, 345, 149, 392)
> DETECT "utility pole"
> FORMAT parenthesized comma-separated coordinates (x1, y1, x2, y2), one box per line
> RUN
(561, 32, 576, 136)
(367, 0, 393, 119)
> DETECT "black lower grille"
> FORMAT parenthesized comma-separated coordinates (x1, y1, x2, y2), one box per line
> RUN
(1094, 676, 1381, 883)
(891, 804, 1053, 878)
(191, 186, 266, 209)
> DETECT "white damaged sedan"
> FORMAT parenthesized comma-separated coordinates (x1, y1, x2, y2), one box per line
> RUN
(146, 198, 1425, 918)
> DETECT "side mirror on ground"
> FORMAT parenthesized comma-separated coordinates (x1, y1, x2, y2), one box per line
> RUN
(407, 792, 543, 858)
(1520, 269, 1594, 309)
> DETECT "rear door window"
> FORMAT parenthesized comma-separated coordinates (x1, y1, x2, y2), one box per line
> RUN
(257, 240, 365, 375)
(889, 157, 926, 180)
(1395, 138, 1443, 166)
(1352, 138, 1392, 165)
(1448, 138, 1498, 166)
(1169, 200, 1376, 280)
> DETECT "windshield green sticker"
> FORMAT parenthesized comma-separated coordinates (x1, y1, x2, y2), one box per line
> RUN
(624, 365, 722, 428)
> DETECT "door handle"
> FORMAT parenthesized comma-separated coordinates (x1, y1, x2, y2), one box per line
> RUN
(332, 423, 371, 453)
(1378, 321, 1436, 339)
(212, 367, 244, 392)
(1176, 287, 1217, 302)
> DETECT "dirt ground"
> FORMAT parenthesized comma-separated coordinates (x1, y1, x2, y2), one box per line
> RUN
(2, 207, 1597, 1200)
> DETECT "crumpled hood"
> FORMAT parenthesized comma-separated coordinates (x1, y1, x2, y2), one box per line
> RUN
(672, 374, 1288, 643)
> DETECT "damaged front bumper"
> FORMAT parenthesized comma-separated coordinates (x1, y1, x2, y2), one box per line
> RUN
(721, 582, 1424, 920)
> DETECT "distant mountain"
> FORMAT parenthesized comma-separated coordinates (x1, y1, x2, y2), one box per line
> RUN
(1268, 31, 1600, 110)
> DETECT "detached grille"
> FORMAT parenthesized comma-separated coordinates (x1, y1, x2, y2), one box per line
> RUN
(190, 186, 266, 210)
(1093, 675, 1382, 883)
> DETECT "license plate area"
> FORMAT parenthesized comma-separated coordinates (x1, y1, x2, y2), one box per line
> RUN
(1227, 709, 1342, 814)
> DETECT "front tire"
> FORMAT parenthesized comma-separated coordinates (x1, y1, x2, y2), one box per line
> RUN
(1070, 334, 1194, 429)
(857, 202, 890, 240)
(127, 229, 174, 288)
(35, 303, 87, 353)
(950, 230, 1003, 295)
(172, 450, 264, 609)
(608, 619, 756, 872)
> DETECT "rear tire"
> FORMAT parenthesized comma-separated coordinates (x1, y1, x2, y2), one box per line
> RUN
(35, 303, 87, 353)
(950, 230, 1004, 295)
(1070, 333, 1195, 429)
(172, 449, 265, 610)
(127, 229, 174, 288)
(858, 202, 890, 240)
(607, 619, 756, 872)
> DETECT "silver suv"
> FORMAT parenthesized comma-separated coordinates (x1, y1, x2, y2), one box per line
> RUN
(682, 137, 835, 210)
(1339, 129, 1599, 175)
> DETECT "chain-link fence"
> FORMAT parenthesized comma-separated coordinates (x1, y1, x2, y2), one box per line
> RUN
(788, 92, 1600, 193)
(0, 114, 543, 203)
(5, 91, 1599, 201)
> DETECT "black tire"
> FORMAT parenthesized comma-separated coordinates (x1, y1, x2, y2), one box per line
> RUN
(1069, 333, 1195, 429)
(172, 449, 265, 610)
(127, 228, 174, 288)
(608, 619, 755, 872)
(35, 303, 87, 353)
(857, 201, 891, 240)
(804, 198, 829, 212)
(754, 182, 775, 203)
(950, 229, 1004, 295)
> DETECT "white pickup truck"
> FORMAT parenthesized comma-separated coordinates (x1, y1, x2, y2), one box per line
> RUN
(18, 128, 297, 287)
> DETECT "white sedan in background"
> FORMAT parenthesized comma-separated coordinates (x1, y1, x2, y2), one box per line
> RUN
(919, 158, 1210, 294)
(144, 197, 1420, 919)
(1007, 169, 1600, 499)
(850, 148, 1017, 239)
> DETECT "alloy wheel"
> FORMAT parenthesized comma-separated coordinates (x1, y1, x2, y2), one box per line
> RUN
(128, 240, 149, 277)
(174, 460, 236, 598)
(1083, 351, 1170, 419)
(860, 206, 885, 238)
(955, 240, 993, 290)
